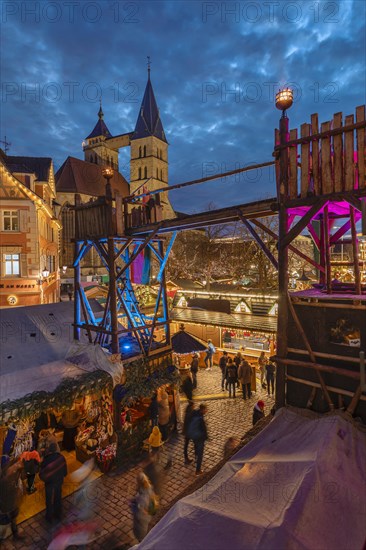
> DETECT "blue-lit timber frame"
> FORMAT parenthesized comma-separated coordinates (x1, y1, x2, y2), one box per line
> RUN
(73, 186, 174, 358)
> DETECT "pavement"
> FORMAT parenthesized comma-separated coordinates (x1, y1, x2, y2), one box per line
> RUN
(3, 367, 275, 550)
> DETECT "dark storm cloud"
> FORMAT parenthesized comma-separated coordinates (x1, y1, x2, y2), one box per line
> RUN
(1, 0, 365, 211)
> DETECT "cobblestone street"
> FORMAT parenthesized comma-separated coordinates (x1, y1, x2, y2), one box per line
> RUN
(4, 368, 274, 550)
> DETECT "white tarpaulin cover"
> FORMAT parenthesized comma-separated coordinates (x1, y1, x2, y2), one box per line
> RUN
(65, 342, 124, 387)
(136, 408, 366, 550)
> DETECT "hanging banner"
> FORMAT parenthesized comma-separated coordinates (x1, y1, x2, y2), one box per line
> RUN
(130, 248, 151, 284)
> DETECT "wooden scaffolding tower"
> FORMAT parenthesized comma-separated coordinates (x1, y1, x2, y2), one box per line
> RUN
(275, 102, 366, 420)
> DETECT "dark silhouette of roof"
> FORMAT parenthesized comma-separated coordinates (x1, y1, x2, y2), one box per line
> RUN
(131, 75, 167, 142)
(3, 153, 52, 181)
(86, 105, 112, 139)
(171, 329, 207, 354)
(55, 156, 129, 198)
(188, 298, 231, 314)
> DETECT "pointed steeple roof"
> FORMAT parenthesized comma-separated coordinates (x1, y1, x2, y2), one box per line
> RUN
(131, 68, 167, 143)
(85, 101, 112, 140)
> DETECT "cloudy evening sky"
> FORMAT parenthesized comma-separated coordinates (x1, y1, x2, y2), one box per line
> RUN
(1, 0, 365, 212)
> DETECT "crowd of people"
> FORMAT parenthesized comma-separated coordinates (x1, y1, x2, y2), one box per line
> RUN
(0, 346, 276, 545)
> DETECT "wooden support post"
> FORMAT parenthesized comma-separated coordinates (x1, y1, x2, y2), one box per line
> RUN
(323, 205, 332, 293)
(74, 241, 81, 341)
(108, 236, 119, 354)
(276, 115, 290, 409)
(159, 240, 171, 347)
(346, 385, 362, 416)
(350, 206, 362, 294)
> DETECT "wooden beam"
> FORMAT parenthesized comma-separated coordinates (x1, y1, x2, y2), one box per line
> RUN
(286, 375, 366, 401)
(280, 199, 326, 249)
(346, 385, 363, 415)
(306, 222, 320, 249)
(157, 231, 177, 282)
(238, 213, 278, 270)
(114, 238, 133, 262)
(343, 195, 364, 213)
(116, 226, 162, 282)
(274, 119, 366, 150)
(330, 219, 352, 244)
(251, 219, 325, 272)
(287, 348, 361, 364)
(350, 206, 362, 295)
(323, 205, 332, 293)
(277, 357, 360, 380)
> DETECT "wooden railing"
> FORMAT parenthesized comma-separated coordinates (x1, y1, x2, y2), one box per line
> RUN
(275, 105, 366, 200)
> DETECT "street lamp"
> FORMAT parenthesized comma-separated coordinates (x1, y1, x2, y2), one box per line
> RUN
(275, 88, 293, 118)
(102, 167, 113, 198)
(62, 265, 67, 274)
(42, 266, 50, 278)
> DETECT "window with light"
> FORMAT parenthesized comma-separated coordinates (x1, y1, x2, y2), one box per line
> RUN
(5, 254, 20, 276)
(3, 210, 19, 231)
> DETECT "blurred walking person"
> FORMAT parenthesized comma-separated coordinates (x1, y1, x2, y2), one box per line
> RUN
(132, 473, 158, 542)
(187, 403, 208, 475)
(0, 460, 24, 541)
(258, 352, 268, 389)
(204, 340, 215, 370)
(182, 400, 195, 464)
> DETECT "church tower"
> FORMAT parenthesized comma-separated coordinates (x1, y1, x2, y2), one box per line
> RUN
(83, 103, 119, 170)
(130, 65, 175, 218)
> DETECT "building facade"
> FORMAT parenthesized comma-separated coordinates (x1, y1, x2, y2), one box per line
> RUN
(0, 151, 61, 307)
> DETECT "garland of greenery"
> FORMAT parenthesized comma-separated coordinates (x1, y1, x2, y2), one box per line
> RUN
(118, 356, 180, 406)
(0, 370, 112, 425)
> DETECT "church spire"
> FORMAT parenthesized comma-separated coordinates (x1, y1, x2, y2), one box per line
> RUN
(130, 61, 167, 142)
(98, 99, 104, 120)
(85, 102, 112, 140)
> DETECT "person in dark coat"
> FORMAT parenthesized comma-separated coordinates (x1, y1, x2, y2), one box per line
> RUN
(219, 351, 228, 390)
(187, 404, 208, 475)
(0, 460, 24, 541)
(182, 401, 195, 464)
(39, 442, 67, 523)
(149, 391, 159, 427)
(238, 360, 253, 400)
(266, 359, 276, 396)
(225, 358, 238, 398)
(233, 352, 242, 388)
(182, 372, 194, 401)
(190, 353, 199, 389)
(253, 400, 265, 425)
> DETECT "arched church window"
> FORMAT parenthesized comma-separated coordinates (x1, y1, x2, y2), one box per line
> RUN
(160, 169, 163, 180)
(143, 145, 147, 157)
(156, 168, 159, 179)
(138, 167, 142, 180)
(139, 146, 142, 157)
(144, 167, 148, 179)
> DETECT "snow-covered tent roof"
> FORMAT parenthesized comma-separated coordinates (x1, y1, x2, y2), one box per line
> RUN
(135, 408, 366, 550)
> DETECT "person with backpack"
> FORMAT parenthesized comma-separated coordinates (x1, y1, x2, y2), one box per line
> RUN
(187, 403, 208, 475)
(204, 340, 215, 370)
(225, 358, 238, 398)
(238, 359, 253, 400)
(190, 353, 199, 389)
(219, 351, 228, 390)
(266, 358, 276, 396)
(20, 448, 41, 494)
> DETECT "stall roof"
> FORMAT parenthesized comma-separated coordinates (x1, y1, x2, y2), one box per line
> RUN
(170, 308, 277, 334)
(135, 408, 366, 550)
(0, 300, 104, 375)
(171, 329, 207, 355)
